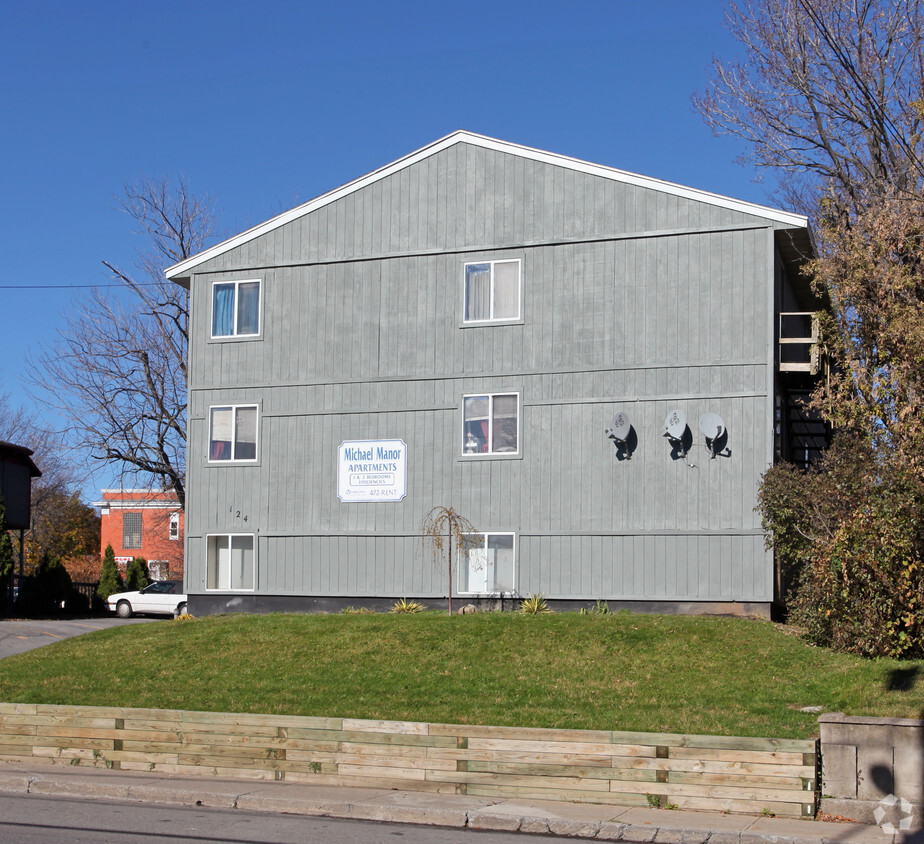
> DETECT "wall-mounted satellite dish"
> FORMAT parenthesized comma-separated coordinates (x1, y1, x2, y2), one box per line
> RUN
(699, 413, 726, 459)
(663, 409, 689, 459)
(664, 409, 687, 441)
(605, 412, 632, 444)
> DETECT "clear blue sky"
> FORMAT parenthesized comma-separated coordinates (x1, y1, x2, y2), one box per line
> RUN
(1, 0, 773, 500)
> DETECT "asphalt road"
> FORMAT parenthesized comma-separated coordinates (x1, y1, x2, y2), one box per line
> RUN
(0, 794, 564, 843)
(0, 617, 153, 659)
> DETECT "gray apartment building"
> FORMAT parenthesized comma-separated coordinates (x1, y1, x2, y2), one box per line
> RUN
(166, 131, 824, 617)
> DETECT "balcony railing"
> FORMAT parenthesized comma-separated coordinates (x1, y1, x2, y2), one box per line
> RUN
(779, 312, 820, 374)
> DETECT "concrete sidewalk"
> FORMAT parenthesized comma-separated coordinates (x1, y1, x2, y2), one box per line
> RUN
(0, 762, 902, 842)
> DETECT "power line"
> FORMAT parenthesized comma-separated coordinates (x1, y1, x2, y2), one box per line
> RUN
(0, 282, 164, 290)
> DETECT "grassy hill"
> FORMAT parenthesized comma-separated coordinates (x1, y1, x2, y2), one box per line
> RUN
(0, 611, 921, 738)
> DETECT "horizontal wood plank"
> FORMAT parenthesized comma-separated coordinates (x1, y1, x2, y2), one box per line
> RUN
(0, 703, 815, 815)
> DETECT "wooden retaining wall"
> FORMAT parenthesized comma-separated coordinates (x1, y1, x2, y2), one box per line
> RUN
(0, 703, 818, 817)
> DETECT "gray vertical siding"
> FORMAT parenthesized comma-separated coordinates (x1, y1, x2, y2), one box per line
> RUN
(183, 141, 790, 606)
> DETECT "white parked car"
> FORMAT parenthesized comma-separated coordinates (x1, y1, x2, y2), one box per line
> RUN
(107, 580, 187, 618)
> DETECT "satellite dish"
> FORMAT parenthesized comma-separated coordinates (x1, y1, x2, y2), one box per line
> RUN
(700, 412, 726, 458)
(664, 409, 687, 441)
(605, 411, 632, 443)
(699, 413, 725, 440)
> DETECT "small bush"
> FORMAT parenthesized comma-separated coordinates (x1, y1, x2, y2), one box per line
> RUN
(390, 598, 424, 614)
(759, 438, 924, 658)
(519, 594, 552, 614)
(125, 557, 150, 592)
(64, 588, 91, 615)
(340, 605, 376, 615)
(15, 555, 73, 617)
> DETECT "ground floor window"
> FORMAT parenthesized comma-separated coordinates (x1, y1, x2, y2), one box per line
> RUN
(148, 560, 169, 581)
(461, 533, 515, 594)
(206, 534, 255, 591)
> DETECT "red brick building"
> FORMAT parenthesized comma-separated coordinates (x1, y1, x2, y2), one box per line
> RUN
(95, 490, 184, 581)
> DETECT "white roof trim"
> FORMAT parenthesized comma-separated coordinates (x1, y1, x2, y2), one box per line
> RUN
(166, 130, 808, 279)
(93, 500, 181, 510)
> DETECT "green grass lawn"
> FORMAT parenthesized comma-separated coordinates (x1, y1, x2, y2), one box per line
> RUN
(1, 611, 922, 739)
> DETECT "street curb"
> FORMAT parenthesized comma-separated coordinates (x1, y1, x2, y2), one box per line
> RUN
(0, 766, 897, 842)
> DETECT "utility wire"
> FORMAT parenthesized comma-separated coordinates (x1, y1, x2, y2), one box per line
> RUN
(0, 282, 164, 289)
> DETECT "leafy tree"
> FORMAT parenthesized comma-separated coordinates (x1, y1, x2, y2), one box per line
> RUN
(809, 194, 924, 475)
(701, 1, 924, 655)
(23, 490, 100, 573)
(28, 178, 218, 507)
(125, 556, 150, 592)
(97, 544, 124, 602)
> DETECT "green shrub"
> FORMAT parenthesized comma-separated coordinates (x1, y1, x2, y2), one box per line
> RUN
(789, 476, 924, 657)
(125, 557, 150, 592)
(519, 594, 552, 614)
(64, 588, 91, 615)
(759, 438, 924, 658)
(15, 554, 73, 617)
(390, 598, 424, 613)
(97, 544, 124, 602)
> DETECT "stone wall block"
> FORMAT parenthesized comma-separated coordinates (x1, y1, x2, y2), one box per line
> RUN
(856, 746, 894, 801)
(821, 744, 857, 799)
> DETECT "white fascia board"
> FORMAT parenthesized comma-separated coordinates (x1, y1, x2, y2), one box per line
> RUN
(92, 501, 180, 509)
(166, 130, 808, 280)
(99, 488, 177, 493)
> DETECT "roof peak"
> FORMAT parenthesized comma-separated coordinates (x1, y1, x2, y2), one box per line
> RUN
(167, 131, 807, 281)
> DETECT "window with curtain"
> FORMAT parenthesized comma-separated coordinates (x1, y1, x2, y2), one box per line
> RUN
(462, 393, 519, 455)
(206, 534, 255, 590)
(123, 512, 143, 549)
(209, 405, 259, 462)
(211, 279, 261, 337)
(460, 533, 515, 594)
(463, 260, 520, 323)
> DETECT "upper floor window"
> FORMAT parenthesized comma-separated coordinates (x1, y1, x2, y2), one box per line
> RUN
(462, 393, 519, 455)
(123, 512, 142, 549)
(209, 405, 258, 462)
(212, 279, 261, 338)
(463, 260, 520, 323)
(169, 513, 180, 541)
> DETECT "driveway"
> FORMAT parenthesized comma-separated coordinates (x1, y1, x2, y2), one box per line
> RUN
(0, 617, 154, 659)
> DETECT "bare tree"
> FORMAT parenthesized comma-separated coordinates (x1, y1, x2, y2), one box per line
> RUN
(28, 177, 218, 508)
(420, 506, 478, 615)
(0, 394, 77, 513)
(702, 1, 924, 655)
(693, 0, 924, 220)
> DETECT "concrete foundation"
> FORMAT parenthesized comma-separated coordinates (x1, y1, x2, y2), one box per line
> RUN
(819, 712, 924, 828)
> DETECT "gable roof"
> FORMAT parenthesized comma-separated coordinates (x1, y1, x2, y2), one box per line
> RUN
(165, 130, 809, 282)
(0, 441, 41, 478)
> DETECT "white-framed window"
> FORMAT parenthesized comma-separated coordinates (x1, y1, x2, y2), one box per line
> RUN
(211, 279, 261, 338)
(169, 513, 180, 541)
(123, 512, 142, 549)
(462, 393, 519, 455)
(463, 259, 520, 323)
(209, 405, 258, 462)
(461, 533, 516, 595)
(206, 534, 255, 591)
